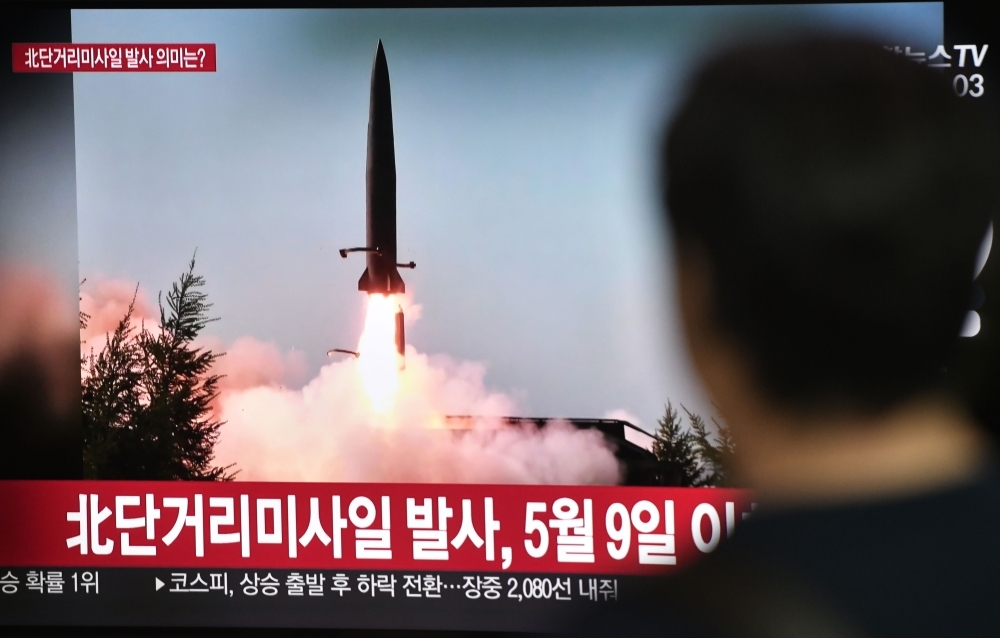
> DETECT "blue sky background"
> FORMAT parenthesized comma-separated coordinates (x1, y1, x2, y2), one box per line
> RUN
(72, 5, 942, 430)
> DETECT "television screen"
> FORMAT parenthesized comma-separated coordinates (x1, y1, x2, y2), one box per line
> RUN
(0, 2, 992, 632)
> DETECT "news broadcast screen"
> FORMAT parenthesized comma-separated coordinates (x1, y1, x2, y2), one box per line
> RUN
(0, 2, 986, 632)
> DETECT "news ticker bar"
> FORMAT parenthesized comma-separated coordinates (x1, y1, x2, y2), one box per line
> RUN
(12, 44, 217, 72)
(0, 567, 642, 632)
(0, 481, 753, 574)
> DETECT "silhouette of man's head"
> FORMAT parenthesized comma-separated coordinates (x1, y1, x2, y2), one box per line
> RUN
(664, 37, 997, 414)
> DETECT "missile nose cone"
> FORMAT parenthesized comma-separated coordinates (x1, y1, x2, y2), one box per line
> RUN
(370, 40, 391, 106)
(373, 40, 387, 72)
(369, 40, 393, 131)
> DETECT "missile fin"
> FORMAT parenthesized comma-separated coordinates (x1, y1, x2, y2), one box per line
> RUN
(388, 268, 405, 294)
(358, 267, 372, 292)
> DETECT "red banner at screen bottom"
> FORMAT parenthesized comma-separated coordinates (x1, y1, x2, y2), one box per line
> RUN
(0, 481, 753, 630)
(0, 481, 753, 574)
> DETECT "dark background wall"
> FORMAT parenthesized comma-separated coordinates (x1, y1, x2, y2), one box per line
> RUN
(0, 5, 82, 479)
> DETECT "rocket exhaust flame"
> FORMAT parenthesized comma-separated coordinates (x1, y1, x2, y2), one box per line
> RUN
(356, 294, 403, 414)
(328, 297, 406, 411)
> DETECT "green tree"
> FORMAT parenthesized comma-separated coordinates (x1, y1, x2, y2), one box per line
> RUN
(81, 257, 234, 480)
(651, 401, 703, 487)
(82, 292, 143, 478)
(684, 404, 737, 487)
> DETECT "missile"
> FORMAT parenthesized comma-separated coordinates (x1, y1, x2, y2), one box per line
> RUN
(337, 40, 412, 367)
(340, 40, 415, 295)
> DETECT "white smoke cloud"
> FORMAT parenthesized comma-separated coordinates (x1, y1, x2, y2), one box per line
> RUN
(80, 276, 158, 354)
(214, 347, 622, 485)
(201, 335, 308, 394)
(82, 278, 623, 485)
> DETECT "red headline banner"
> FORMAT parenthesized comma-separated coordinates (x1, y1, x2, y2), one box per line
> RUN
(12, 44, 217, 72)
(0, 481, 753, 575)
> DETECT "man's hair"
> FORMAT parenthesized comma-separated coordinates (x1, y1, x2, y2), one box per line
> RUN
(663, 37, 997, 412)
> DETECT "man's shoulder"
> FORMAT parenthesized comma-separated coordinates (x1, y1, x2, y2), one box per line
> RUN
(569, 473, 1000, 638)
(746, 471, 1000, 637)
